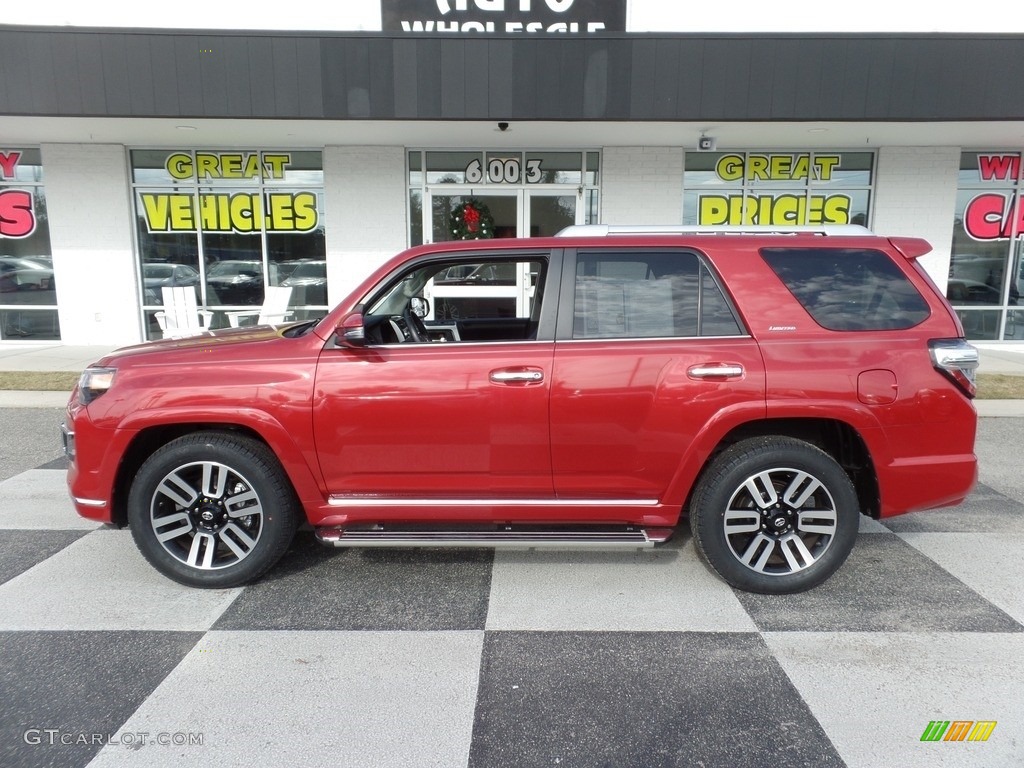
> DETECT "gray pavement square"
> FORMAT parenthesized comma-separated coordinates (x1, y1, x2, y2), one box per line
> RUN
(0, 529, 89, 585)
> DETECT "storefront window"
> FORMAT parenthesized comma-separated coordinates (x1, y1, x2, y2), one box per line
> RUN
(682, 151, 874, 228)
(131, 150, 326, 339)
(949, 151, 1024, 340)
(0, 148, 59, 341)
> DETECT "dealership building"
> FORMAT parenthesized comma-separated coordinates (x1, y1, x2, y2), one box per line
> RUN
(2, 1, 1024, 346)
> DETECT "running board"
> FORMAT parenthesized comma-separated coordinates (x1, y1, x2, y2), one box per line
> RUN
(315, 525, 674, 549)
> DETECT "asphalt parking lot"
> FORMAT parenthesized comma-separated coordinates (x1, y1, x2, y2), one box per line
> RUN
(0, 404, 1022, 768)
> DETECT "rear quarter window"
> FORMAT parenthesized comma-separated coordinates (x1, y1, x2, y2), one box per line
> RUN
(760, 247, 931, 331)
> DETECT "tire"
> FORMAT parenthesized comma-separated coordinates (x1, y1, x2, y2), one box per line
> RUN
(689, 437, 860, 594)
(127, 431, 300, 588)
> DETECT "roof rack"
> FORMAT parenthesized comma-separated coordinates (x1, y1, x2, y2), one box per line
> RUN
(555, 224, 874, 237)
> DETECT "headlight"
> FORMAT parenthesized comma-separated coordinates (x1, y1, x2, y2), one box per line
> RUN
(78, 367, 117, 405)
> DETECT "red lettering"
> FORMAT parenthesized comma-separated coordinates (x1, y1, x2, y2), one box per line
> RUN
(0, 151, 20, 180)
(977, 154, 1020, 182)
(0, 189, 35, 238)
(962, 192, 1024, 240)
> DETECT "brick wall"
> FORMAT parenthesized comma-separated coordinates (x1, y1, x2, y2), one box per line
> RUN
(41, 144, 140, 345)
(600, 147, 683, 225)
(872, 146, 960, 287)
(324, 146, 408, 303)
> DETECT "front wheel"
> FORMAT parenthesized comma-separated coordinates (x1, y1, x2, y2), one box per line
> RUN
(128, 432, 300, 588)
(689, 437, 860, 594)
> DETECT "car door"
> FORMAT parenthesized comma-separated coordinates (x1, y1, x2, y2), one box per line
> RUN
(550, 248, 766, 507)
(312, 250, 559, 507)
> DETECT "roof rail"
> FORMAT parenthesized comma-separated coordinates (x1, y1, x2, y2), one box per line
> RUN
(555, 224, 874, 237)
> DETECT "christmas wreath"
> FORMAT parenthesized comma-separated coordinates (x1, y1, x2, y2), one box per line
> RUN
(449, 198, 495, 240)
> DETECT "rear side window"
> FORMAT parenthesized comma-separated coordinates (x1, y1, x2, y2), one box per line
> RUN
(761, 247, 930, 331)
(573, 251, 743, 339)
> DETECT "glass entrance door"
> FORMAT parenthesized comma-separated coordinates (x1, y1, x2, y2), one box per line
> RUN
(429, 191, 519, 242)
(525, 190, 579, 237)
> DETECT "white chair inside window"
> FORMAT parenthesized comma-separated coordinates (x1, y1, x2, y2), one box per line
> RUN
(225, 285, 295, 328)
(154, 286, 213, 339)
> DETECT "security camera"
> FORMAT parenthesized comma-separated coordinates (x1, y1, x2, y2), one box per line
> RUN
(698, 136, 717, 151)
(498, 122, 509, 132)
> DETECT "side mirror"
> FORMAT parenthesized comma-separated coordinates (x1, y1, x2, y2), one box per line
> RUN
(410, 297, 430, 319)
(335, 311, 366, 347)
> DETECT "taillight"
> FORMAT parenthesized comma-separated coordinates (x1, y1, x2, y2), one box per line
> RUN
(929, 339, 979, 398)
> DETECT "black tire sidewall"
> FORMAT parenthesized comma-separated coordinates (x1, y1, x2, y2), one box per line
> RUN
(690, 437, 860, 594)
(128, 432, 298, 588)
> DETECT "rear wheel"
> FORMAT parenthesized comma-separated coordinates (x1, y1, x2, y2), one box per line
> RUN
(128, 432, 299, 588)
(689, 437, 859, 594)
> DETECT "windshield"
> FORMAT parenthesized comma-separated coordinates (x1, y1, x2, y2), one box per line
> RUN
(208, 261, 262, 277)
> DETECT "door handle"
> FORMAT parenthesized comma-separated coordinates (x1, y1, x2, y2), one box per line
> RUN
(490, 368, 545, 384)
(688, 364, 744, 379)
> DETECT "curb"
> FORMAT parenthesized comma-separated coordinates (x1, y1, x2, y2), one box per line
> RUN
(0, 391, 72, 408)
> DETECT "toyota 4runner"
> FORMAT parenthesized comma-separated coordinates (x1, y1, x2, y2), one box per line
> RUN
(63, 225, 980, 594)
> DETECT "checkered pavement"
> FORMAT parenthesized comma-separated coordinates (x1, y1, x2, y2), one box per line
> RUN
(0, 415, 1022, 768)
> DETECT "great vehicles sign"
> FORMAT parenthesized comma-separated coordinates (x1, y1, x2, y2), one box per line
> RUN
(382, 0, 625, 34)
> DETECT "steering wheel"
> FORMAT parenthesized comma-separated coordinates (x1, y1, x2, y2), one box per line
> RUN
(402, 301, 429, 343)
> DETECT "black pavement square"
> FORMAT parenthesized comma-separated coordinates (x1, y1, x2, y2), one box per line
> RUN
(0, 530, 89, 586)
(469, 631, 843, 768)
(737, 533, 1024, 632)
(0, 631, 202, 768)
(213, 531, 494, 631)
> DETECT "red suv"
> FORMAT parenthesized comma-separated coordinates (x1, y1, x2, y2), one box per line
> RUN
(63, 226, 979, 594)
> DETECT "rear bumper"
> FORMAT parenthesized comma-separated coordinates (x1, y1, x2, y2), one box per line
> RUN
(878, 453, 978, 517)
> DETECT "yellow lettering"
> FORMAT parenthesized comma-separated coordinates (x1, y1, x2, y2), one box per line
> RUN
(140, 194, 170, 230)
(195, 153, 220, 179)
(292, 192, 318, 231)
(715, 155, 744, 182)
(230, 193, 260, 232)
(770, 155, 792, 180)
(791, 155, 809, 180)
(815, 155, 840, 181)
(822, 194, 850, 223)
(166, 154, 194, 180)
(698, 195, 730, 225)
(168, 195, 195, 230)
(262, 154, 291, 180)
(748, 155, 769, 181)
(220, 153, 244, 178)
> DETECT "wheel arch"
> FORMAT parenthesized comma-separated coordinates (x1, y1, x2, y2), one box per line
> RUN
(109, 420, 319, 528)
(676, 417, 880, 522)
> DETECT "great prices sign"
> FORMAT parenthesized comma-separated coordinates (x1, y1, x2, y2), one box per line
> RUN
(962, 154, 1024, 240)
(138, 152, 319, 234)
(697, 153, 853, 226)
(0, 152, 36, 239)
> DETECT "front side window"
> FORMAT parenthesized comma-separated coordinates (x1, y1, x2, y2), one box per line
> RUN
(364, 255, 547, 344)
(761, 247, 930, 331)
(573, 251, 742, 339)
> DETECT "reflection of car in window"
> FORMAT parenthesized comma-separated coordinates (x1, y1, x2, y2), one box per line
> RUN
(282, 260, 328, 305)
(434, 262, 516, 285)
(206, 260, 274, 306)
(143, 263, 200, 305)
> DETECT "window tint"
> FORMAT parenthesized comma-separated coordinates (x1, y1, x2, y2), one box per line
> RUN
(573, 251, 742, 339)
(761, 247, 930, 331)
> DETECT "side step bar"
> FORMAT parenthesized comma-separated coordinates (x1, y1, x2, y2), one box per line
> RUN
(315, 525, 674, 549)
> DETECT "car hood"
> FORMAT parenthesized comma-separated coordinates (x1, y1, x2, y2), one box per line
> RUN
(92, 326, 291, 367)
